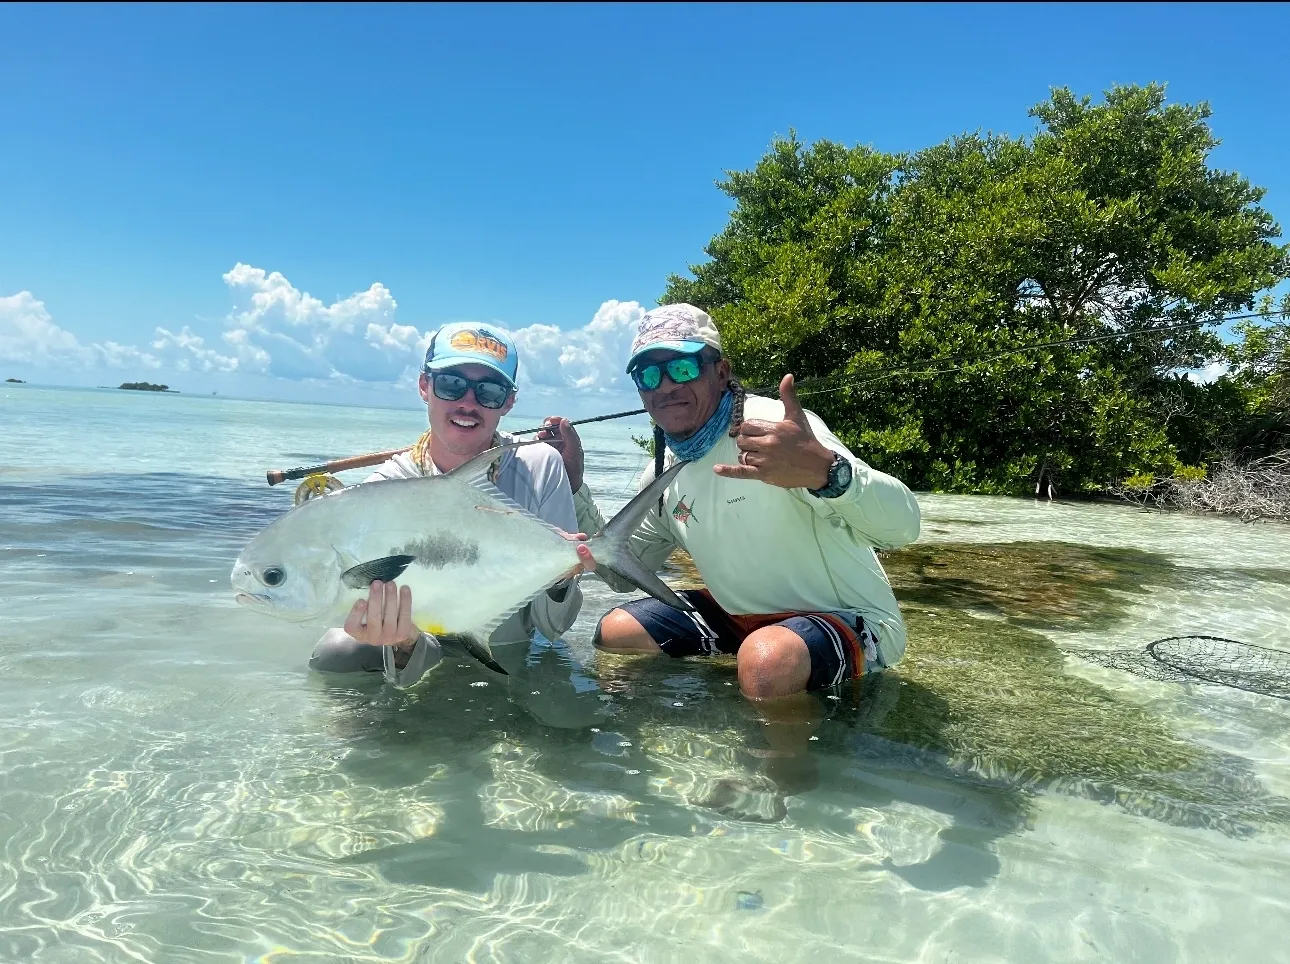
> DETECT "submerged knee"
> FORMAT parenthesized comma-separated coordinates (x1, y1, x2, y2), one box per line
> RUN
(593, 608, 658, 653)
(309, 628, 380, 673)
(313, 628, 356, 656)
(737, 633, 810, 699)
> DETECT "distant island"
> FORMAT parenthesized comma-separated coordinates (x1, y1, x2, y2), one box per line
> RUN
(119, 382, 177, 393)
(5, 378, 23, 383)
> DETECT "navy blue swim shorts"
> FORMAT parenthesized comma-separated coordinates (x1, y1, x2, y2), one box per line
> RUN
(599, 589, 879, 691)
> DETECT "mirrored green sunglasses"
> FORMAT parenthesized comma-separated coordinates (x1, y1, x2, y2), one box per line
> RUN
(629, 352, 708, 391)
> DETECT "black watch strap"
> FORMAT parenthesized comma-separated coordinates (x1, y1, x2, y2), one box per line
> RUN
(809, 452, 852, 499)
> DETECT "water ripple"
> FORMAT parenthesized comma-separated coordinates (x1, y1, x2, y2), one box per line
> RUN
(3, 394, 1290, 962)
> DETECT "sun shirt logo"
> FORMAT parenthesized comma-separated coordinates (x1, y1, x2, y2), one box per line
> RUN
(672, 497, 697, 524)
(449, 329, 509, 361)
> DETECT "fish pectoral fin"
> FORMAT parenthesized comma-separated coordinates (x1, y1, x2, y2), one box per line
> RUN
(443, 631, 509, 676)
(341, 554, 417, 589)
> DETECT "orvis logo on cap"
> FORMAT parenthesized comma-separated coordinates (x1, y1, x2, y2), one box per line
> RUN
(450, 329, 509, 361)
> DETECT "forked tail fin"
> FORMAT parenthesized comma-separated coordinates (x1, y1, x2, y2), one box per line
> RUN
(588, 461, 695, 612)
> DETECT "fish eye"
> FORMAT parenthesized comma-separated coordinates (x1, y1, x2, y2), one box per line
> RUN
(261, 566, 286, 587)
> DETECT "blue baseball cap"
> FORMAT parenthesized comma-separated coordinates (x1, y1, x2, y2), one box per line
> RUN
(422, 322, 519, 388)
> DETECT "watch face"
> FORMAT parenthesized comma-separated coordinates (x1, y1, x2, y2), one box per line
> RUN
(835, 457, 853, 489)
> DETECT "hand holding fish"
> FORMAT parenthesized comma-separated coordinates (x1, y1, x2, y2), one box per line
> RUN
(558, 532, 597, 578)
(713, 375, 834, 490)
(537, 417, 585, 492)
(343, 580, 418, 648)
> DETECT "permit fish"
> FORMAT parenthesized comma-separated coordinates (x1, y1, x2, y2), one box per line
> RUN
(231, 442, 693, 675)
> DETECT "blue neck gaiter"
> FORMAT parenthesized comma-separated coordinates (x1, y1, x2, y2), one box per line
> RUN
(663, 391, 733, 462)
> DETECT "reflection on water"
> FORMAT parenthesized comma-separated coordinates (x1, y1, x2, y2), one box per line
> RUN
(2, 387, 1289, 963)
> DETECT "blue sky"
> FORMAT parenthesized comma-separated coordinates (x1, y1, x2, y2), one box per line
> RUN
(2, 2, 1288, 413)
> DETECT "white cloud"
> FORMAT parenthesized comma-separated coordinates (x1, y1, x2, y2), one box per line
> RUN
(152, 326, 240, 373)
(222, 263, 397, 331)
(511, 299, 645, 392)
(365, 321, 431, 356)
(0, 291, 159, 370)
(219, 262, 407, 382)
(95, 341, 161, 370)
(1185, 361, 1229, 385)
(215, 266, 646, 391)
(2, 267, 650, 399)
(1, 291, 89, 365)
(220, 328, 271, 373)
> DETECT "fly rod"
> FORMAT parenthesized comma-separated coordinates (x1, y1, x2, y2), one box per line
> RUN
(263, 409, 648, 486)
(266, 448, 411, 486)
(510, 407, 647, 434)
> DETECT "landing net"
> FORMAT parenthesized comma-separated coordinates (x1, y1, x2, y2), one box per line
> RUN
(1067, 635, 1290, 701)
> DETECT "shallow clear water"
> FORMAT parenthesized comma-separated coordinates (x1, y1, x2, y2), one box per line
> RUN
(2, 383, 1288, 964)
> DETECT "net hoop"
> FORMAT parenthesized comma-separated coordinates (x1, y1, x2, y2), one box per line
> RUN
(1146, 635, 1290, 701)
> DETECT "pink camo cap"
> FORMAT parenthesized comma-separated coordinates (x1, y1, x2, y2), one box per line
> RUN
(625, 303, 723, 372)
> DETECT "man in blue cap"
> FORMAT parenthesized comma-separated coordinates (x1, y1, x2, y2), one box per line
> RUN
(309, 322, 586, 688)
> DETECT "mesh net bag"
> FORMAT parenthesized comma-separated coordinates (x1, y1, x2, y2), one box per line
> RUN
(1067, 636, 1290, 701)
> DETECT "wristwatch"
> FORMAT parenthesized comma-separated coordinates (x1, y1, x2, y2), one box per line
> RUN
(809, 451, 853, 499)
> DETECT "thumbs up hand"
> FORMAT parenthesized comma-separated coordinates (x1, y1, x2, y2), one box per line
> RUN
(713, 374, 837, 490)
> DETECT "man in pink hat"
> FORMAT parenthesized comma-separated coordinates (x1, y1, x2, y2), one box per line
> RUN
(541, 303, 921, 701)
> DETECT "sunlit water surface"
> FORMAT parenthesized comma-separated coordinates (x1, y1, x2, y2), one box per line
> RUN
(2, 384, 1288, 963)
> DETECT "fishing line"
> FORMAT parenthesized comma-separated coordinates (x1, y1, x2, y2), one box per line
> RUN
(264, 309, 1285, 484)
(794, 312, 1277, 398)
(509, 309, 1287, 428)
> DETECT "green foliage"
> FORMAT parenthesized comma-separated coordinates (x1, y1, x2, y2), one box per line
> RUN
(1221, 297, 1290, 448)
(1122, 472, 1157, 491)
(631, 431, 658, 457)
(663, 85, 1290, 493)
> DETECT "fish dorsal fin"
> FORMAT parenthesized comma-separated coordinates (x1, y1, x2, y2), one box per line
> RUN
(341, 554, 416, 589)
(470, 477, 527, 513)
(468, 477, 565, 537)
(446, 440, 544, 486)
(446, 439, 567, 537)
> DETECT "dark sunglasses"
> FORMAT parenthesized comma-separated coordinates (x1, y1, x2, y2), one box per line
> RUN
(429, 371, 513, 409)
(629, 352, 709, 392)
